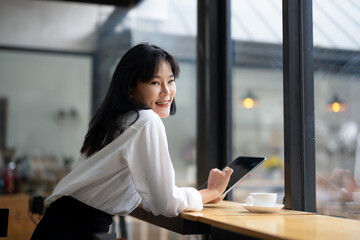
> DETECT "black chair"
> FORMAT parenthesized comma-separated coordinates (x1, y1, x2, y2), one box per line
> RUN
(0, 208, 9, 237)
(29, 194, 45, 215)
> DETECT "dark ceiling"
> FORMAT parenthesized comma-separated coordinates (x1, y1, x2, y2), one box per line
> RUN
(51, 0, 141, 7)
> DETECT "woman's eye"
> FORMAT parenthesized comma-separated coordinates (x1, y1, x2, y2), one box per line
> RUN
(169, 79, 175, 84)
(150, 81, 160, 85)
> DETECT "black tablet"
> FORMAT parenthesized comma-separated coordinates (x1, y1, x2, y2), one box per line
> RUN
(198, 156, 266, 196)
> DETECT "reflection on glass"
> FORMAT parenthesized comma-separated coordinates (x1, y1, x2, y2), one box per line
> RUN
(231, 0, 284, 204)
(314, 0, 360, 220)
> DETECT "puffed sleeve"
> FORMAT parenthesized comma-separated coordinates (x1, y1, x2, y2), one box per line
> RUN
(125, 114, 203, 217)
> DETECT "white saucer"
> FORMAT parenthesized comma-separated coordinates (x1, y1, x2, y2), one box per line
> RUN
(345, 202, 360, 209)
(242, 204, 284, 213)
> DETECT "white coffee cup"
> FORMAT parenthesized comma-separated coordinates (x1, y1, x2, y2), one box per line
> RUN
(246, 193, 277, 206)
(352, 192, 360, 203)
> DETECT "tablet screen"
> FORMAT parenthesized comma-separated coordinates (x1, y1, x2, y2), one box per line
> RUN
(198, 156, 266, 196)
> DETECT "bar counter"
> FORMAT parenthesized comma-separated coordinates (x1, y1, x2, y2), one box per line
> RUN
(130, 200, 360, 239)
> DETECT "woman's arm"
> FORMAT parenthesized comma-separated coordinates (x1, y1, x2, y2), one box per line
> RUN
(127, 112, 233, 216)
(126, 114, 202, 216)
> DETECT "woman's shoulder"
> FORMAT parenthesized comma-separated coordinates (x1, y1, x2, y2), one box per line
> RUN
(138, 109, 159, 119)
(132, 109, 162, 128)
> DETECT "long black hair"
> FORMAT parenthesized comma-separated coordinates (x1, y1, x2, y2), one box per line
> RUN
(80, 43, 180, 157)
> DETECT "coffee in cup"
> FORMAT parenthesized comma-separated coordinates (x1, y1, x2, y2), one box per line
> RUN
(246, 193, 277, 206)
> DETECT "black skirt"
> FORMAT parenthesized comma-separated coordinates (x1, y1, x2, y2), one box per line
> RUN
(30, 196, 113, 240)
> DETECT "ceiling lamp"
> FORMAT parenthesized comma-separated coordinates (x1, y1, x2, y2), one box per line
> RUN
(327, 94, 347, 113)
(240, 90, 259, 109)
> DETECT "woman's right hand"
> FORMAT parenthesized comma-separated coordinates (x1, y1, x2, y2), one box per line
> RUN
(199, 166, 233, 204)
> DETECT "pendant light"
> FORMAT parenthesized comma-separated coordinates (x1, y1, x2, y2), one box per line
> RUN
(240, 90, 259, 109)
(327, 94, 347, 113)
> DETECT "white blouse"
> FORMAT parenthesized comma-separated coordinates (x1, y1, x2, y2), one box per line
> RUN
(44, 110, 203, 217)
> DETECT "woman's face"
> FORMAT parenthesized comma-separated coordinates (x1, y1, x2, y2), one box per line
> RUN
(131, 61, 176, 118)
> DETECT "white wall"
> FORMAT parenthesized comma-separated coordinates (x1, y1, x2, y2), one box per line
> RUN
(0, 49, 91, 162)
(0, 0, 113, 52)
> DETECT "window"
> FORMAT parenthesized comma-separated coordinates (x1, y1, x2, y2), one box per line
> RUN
(231, 0, 284, 203)
(313, 0, 360, 220)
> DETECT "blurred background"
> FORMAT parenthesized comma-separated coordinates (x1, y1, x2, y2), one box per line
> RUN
(0, 0, 359, 239)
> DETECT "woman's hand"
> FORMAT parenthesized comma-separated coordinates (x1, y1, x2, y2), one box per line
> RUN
(199, 166, 233, 204)
(328, 168, 360, 201)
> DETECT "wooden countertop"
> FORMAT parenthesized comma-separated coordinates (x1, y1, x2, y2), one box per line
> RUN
(180, 200, 360, 240)
(0, 193, 37, 240)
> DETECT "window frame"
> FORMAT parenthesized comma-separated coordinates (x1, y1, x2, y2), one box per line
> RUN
(196, 0, 316, 211)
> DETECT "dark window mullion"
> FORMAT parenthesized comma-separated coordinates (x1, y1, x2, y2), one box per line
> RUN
(197, 0, 232, 187)
(283, 0, 316, 212)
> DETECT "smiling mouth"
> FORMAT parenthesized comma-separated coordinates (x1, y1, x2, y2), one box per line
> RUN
(156, 101, 171, 106)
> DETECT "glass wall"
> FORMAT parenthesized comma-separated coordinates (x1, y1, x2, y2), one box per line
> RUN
(231, 0, 284, 204)
(313, 0, 360, 220)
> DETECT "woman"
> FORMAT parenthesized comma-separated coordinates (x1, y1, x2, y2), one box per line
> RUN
(31, 43, 233, 239)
